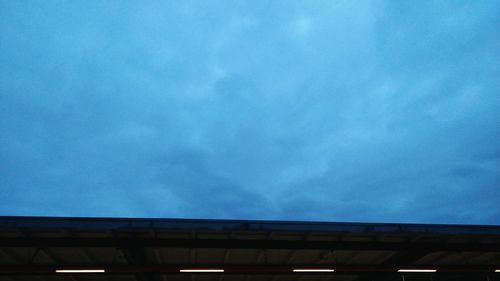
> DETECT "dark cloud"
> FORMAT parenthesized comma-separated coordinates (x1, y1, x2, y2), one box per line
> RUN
(1, 1, 499, 224)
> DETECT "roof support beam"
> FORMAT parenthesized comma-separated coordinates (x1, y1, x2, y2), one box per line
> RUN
(2, 238, 499, 252)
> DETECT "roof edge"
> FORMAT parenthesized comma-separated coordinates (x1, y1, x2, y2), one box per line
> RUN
(1, 216, 500, 235)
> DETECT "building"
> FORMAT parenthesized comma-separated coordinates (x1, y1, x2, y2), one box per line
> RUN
(1, 216, 500, 281)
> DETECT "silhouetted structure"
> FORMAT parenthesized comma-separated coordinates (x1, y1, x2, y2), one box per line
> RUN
(1, 216, 499, 281)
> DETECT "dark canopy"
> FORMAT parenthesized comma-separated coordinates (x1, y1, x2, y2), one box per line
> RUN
(1, 216, 499, 281)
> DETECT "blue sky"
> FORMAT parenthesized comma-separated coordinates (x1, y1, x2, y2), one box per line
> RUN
(1, 0, 499, 224)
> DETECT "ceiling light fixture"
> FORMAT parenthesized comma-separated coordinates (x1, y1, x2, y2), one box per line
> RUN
(55, 269, 105, 273)
(180, 269, 224, 273)
(397, 269, 437, 273)
(293, 269, 335, 272)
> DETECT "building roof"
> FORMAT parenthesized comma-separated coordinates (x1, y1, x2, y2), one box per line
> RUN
(1, 216, 500, 281)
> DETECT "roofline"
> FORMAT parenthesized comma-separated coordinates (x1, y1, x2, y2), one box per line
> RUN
(2, 216, 500, 235)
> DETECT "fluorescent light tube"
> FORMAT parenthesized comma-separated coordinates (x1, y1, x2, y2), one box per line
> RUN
(495, 269, 500, 272)
(56, 269, 105, 273)
(180, 269, 224, 273)
(293, 269, 335, 272)
(398, 269, 437, 273)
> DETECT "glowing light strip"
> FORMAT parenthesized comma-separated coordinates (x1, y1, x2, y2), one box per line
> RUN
(56, 269, 105, 273)
(180, 269, 224, 273)
(398, 269, 437, 273)
(495, 269, 500, 272)
(293, 269, 335, 272)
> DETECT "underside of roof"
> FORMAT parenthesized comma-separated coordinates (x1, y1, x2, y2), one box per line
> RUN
(1, 216, 500, 281)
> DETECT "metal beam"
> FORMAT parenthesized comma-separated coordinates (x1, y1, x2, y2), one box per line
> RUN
(2, 237, 499, 252)
(353, 251, 429, 281)
(122, 248, 156, 281)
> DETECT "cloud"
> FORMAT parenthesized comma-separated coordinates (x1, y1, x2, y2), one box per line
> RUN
(0, 0, 499, 224)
